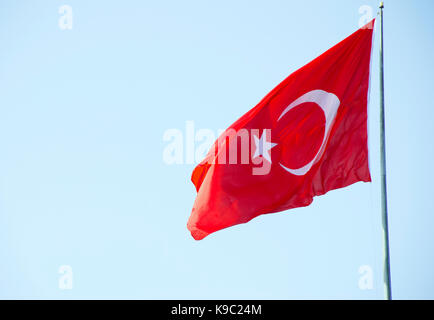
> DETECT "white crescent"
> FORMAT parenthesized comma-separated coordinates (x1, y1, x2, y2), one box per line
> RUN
(277, 89, 340, 176)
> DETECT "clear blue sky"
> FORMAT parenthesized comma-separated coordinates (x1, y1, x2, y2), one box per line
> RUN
(0, 0, 433, 299)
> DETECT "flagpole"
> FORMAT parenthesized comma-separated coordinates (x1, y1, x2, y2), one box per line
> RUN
(379, 1, 392, 300)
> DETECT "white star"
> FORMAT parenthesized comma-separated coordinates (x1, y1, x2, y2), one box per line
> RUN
(253, 130, 277, 163)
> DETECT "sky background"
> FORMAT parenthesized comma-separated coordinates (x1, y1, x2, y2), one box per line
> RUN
(0, 0, 433, 299)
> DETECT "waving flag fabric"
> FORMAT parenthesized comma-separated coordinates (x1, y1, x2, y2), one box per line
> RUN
(188, 20, 375, 240)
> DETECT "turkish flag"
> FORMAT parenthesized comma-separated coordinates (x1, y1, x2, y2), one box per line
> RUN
(188, 20, 375, 240)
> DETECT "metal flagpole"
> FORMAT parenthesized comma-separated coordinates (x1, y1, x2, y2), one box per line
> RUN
(379, 1, 392, 300)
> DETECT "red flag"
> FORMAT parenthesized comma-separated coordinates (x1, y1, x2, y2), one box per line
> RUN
(188, 20, 375, 240)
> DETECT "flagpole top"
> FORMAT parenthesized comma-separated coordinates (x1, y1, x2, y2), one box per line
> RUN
(380, 2, 384, 9)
